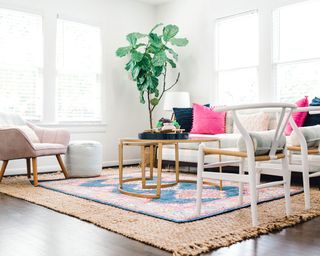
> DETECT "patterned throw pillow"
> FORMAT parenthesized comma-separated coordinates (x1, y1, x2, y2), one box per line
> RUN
(173, 104, 210, 132)
(233, 112, 270, 134)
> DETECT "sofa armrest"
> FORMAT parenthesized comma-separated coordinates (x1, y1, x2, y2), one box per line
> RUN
(0, 128, 36, 160)
(27, 123, 70, 147)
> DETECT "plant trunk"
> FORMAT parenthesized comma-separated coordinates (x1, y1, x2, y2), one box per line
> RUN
(149, 110, 153, 130)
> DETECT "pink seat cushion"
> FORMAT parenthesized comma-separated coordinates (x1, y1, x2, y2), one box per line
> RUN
(33, 143, 67, 157)
(190, 103, 226, 134)
(285, 96, 309, 136)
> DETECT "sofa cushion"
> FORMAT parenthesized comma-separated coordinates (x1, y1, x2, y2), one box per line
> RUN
(233, 112, 270, 134)
(33, 143, 67, 156)
(164, 133, 241, 150)
(190, 104, 226, 135)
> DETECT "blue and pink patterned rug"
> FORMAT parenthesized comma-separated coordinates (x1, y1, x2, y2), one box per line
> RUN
(38, 168, 302, 223)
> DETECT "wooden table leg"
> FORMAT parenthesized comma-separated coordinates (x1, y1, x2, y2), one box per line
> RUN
(118, 142, 124, 189)
(156, 143, 163, 197)
(175, 143, 179, 183)
(141, 145, 146, 188)
(149, 145, 154, 179)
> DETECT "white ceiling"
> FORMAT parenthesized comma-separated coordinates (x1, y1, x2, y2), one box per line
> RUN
(137, 0, 174, 6)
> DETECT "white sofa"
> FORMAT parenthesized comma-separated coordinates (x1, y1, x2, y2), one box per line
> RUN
(162, 110, 320, 171)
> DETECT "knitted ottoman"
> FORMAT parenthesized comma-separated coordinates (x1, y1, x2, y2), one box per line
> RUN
(66, 141, 103, 177)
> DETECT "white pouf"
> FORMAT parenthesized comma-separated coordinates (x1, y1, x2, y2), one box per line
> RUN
(66, 140, 103, 178)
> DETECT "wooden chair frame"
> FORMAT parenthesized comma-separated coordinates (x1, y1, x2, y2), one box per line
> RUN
(0, 155, 68, 186)
(196, 103, 296, 226)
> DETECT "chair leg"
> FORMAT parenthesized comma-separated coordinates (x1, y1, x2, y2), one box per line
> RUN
(0, 160, 9, 182)
(248, 158, 258, 227)
(26, 158, 31, 179)
(301, 155, 311, 210)
(196, 143, 205, 215)
(56, 154, 69, 178)
(282, 155, 292, 216)
(256, 169, 261, 202)
(239, 158, 244, 205)
(32, 158, 38, 187)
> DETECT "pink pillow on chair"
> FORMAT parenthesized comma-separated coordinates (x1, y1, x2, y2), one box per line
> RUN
(190, 103, 226, 134)
(284, 96, 309, 136)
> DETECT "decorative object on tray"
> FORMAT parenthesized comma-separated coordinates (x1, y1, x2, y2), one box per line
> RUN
(115, 23, 188, 129)
(139, 118, 188, 139)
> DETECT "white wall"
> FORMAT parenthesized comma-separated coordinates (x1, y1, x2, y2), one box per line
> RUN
(0, 0, 156, 175)
(155, 0, 306, 105)
(2, 0, 309, 175)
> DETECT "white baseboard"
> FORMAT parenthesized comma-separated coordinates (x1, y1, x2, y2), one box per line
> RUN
(4, 158, 140, 176)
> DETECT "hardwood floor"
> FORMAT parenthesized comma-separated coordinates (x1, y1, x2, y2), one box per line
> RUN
(1, 192, 320, 256)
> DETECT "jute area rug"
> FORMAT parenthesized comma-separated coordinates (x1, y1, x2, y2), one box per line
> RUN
(1, 167, 320, 256)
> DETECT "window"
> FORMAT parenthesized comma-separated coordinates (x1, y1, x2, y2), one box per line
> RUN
(0, 8, 43, 120)
(216, 10, 259, 104)
(56, 19, 102, 122)
(274, 0, 320, 103)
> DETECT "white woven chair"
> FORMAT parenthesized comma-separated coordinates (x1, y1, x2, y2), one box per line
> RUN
(280, 107, 320, 209)
(195, 103, 296, 226)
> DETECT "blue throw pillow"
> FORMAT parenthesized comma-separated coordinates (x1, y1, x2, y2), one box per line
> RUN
(303, 97, 320, 127)
(173, 104, 210, 132)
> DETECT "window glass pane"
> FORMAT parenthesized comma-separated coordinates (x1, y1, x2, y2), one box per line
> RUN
(217, 11, 258, 70)
(56, 19, 101, 122)
(275, 0, 320, 62)
(277, 60, 320, 103)
(218, 68, 258, 104)
(0, 8, 42, 120)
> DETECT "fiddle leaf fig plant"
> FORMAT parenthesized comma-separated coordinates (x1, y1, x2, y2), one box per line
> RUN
(116, 23, 188, 129)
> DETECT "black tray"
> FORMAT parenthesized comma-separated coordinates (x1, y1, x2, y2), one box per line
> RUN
(138, 132, 189, 140)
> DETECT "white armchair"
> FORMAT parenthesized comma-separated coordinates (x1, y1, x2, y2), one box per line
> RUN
(196, 103, 296, 226)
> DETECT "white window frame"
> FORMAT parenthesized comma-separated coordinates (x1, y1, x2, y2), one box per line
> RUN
(215, 10, 260, 105)
(55, 16, 103, 123)
(0, 5, 44, 121)
(273, 1, 320, 102)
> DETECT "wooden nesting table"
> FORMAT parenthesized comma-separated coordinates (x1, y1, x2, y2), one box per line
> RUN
(118, 137, 221, 198)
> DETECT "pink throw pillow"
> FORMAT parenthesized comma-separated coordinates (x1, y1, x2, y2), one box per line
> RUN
(190, 103, 226, 134)
(284, 96, 309, 136)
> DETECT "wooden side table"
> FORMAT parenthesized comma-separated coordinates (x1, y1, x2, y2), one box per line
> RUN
(118, 137, 221, 199)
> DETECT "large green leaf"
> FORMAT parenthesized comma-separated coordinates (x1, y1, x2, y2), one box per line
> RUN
(131, 50, 144, 62)
(140, 55, 151, 70)
(170, 37, 189, 47)
(125, 59, 135, 71)
(126, 33, 146, 46)
(152, 51, 166, 67)
(163, 25, 179, 42)
(153, 66, 163, 77)
(166, 47, 178, 61)
(149, 33, 162, 48)
(150, 23, 163, 33)
(131, 65, 141, 80)
(116, 46, 131, 57)
(146, 75, 159, 91)
(166, 58, 176, 68)
(139, 91, 145, 104)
